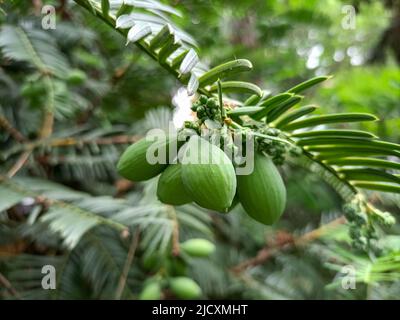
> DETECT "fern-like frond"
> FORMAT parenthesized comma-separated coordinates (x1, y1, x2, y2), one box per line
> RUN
(0, 177, 127, 248)
(0, 176, 212, 254)
(0, 25, 69, 77)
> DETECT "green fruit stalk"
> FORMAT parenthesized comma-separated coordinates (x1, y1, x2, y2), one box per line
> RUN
(181, 135, 236, 212)
(157, 164, 192, 205)
(117, 137, 169, 181)
(169, 277, 202, 299)
(180, 238, 216, 257)
(237, 153, 286, 225)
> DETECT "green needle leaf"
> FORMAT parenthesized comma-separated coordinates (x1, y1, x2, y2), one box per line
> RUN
(252, 93, 294, 120)
(283, 113, 378, 131)
(209, 81, 263, 96)
(274, 105, 318, 128)
(265, 95, 303, 123)
(244, 93, 264, 106)
(227, 106, 265, 116)
(179, 48, 199, 75)
(297, 137, 400, 152)
(171, 49, 189, 69)
(187, 73, 199, 96)
(149, 24, 174, 50)
(259, 92, 293, 107)
(323, 157, 400, 170)
(338, 168, 400, 184)
(101, 0, 110, 16)
(352, 182, 400, 194)
(287, 75, 331, 94)
(127, 24, 152, 43)
(292, 129, 378, 139)
(198, 59, 253, 87)
(158, 38, 182, 64)
(306, 145, 400, 158)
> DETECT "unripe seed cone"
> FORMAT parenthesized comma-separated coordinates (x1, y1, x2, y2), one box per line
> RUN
(117, 136, 174, 181)
(169, 277, 202, 299)
(139, 282, 162, 300)
(157, 164, 192, 205)
(237, 153, 286, 225)
(66, 69, 87, 85)
(180, 136, 236, 212)
(180, 238, 215, 257)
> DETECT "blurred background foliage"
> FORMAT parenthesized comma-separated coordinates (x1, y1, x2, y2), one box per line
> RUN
(0, 0, 400, 300)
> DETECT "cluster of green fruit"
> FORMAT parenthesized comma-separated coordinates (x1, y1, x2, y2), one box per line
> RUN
(139, 238, 215, 300)
(257, 127, 302, 165)
(117, 132, 287, 225)
(191, 95, 222, 123)
(343, 198, 394, 253)
(344, 202, 377, 252)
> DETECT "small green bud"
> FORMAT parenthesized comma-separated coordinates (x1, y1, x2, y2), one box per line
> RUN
(180, 238, 216, 257)
(199, 95, 208, 104)
(206, 99, 217, 108)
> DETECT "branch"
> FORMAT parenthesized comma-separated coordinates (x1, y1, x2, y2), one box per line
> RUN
(0, 271, 21, 299)
(6, 150, 32, 178)
(0, 115, 27, 143)
(231, 216, 346, 273)
(39, 111, 54, 139)
(38, 75, 55, 139)
(32, 0, 43, 16)
(5, 135, 141, 159)
(115, 230, 140, 300)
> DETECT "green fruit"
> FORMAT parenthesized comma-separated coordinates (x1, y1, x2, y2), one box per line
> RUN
(139, 282, 162, 300)
(66, 69, 87, 85)
(117, 137, 170, 181)
(169, 277, 202, 299)
(157, 164, 192, 205)
(237, 153, 286, 225)
(181, 136, 236, 212)
(180, 238, 215, 257)
(21, 82, 46, 97)
(199, 95, 208, 104)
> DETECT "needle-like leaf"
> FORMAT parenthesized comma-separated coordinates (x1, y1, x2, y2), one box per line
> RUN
(274, 105, 318, 128)
(323, 157, 400, 170)
(287, 75, 331, 94)
(283, 113, 378, 131)
(179, 48, 199, 75)
(198, 59, 253, 87)
(209, 81, 263, 96)
(351, 181, 400, 194)
(292, 129, 378, 139)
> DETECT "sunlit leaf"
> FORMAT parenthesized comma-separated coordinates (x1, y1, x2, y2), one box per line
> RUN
(198, 59, 253, 87)
(209, 81, 262, 96)
(179, 48, 199, 75)
(287, 75, 331, 94)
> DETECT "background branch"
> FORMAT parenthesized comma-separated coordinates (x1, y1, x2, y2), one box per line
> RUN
(231, 216, 346, 273)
